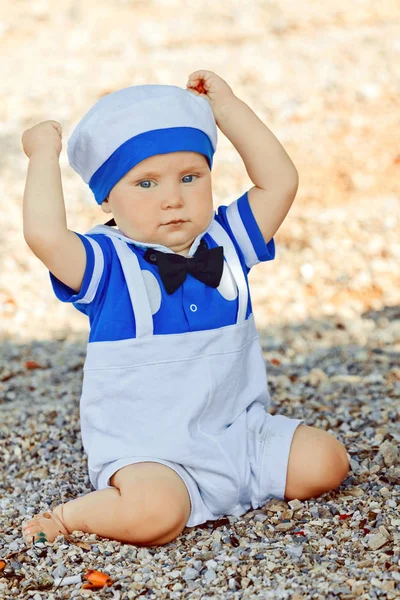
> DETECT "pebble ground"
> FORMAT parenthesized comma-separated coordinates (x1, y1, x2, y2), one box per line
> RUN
(1, 1, 400, 598)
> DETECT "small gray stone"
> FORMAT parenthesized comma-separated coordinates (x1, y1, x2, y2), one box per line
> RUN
(379, 440, 399, 467)
(228, 577, 237, 590)
(368, 532, 389, 550)
(203, 568, 216, 583)
(205, 559, 217, 569)
(182, 567, 199, 581)
(285, 545, 303, 559)
(349, 458, 360, 472)
(7, 541, 19, 552)
(52, 564, 67, 579)
(288, 499, 303, 511)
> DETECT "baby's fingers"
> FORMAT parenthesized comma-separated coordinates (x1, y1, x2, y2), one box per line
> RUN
(187, 80, 207, 95)
(40, 120, 62, 138)
(49, 120, 62, 136)
(187, 69, 216, 82)
(187, 70, 215, 90)
(21, 120, 63, 158)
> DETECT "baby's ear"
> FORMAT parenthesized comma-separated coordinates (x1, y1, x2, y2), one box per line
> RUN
(100, 198, 112, 214)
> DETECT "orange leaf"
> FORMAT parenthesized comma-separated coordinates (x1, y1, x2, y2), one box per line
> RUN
(0, 560, 6, 571)
(82, 583, 98, 590)
(82, 570, 113, 589)
(24, 361, 42, 370)
(270, 358, 281, 366)
(339, 513, 352, 520)
(4, 296, 16, 307)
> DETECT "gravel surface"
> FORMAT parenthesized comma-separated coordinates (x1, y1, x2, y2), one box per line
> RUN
(1, 1, 400, 598)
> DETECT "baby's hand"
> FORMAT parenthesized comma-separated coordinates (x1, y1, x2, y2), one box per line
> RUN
(186, 70, 235, 118)
(21, 120, 62, 158)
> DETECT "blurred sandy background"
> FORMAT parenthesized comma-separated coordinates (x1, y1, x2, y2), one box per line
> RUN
(1, 0, 399, 342)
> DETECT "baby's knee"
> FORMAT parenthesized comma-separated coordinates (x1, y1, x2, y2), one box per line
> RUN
(115, 464, 191, 546)
(123, 500, 187, 546)
(316, 435, 349, 491)
(286, 426, 349, 500)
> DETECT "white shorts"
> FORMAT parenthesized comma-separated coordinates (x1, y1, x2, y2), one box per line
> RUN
(98, 402, 302, 527)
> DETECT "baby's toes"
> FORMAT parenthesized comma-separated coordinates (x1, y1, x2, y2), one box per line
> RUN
(23, 521, 42, 541)
(22, 510, 69, 545)
(23, 519, 38, 535)
(23, 526, 42, 544)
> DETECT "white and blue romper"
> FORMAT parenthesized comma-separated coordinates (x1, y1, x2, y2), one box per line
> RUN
(50, 191, 302, 527)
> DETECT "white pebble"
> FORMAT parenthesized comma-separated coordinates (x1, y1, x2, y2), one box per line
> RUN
(204, 568, 216, 583)
(205, 559, 218, 569)
(8, 541, 19, 552)
(288, 499, 303, 511)
(285, 545, 303, 559)
(183, 567, 199, 581)
(53, 574, 82, 586)
(166, 569, 179, 579)
(300, 263, 314, 281)
(368, 532, 389, 551)
(228, 577, 237, 590)
(380, 440, 399, 467)
(172, 582, 183, 591)
(52, 564, 67, 579)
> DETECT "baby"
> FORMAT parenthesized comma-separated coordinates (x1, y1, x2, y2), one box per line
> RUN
(21, 70, 349, 547)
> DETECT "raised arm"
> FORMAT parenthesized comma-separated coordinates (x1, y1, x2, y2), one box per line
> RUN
(22, 120, 86, 293)
(187, 71, 299, 244)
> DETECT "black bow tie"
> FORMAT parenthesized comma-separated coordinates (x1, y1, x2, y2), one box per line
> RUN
(143, 239, 224, 294)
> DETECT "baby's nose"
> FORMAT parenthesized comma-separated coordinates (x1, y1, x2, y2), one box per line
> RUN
(163, 192, 184, 208)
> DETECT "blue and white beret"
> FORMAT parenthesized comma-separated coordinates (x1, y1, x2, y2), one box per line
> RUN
(67, 85, 218, 205)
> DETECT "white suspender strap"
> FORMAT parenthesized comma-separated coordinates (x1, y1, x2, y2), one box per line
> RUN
(208, 220, 248, 323)
(110, 238, 154, 338)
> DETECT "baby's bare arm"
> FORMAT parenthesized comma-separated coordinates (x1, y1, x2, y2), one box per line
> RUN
(187, 71, 299, 243)
(22, 121, 86, 292)
(214, 94, 299, 244)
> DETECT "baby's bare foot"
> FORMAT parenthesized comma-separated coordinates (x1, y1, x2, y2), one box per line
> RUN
(23, 505, 69, 545)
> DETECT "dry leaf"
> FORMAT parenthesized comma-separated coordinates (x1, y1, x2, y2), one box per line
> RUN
(24, 361, 43, 370)
(82, 569, 114, 590)
(75, 541, 92, 551)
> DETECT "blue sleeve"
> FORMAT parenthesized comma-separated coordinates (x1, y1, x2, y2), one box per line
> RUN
(49, 232, 107, 316)
(215, 191, 275, 269)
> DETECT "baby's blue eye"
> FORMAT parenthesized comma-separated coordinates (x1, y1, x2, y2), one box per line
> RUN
(137, 175, 197, 188)
(182, 175, 195, 183)
(137, 180, 153, 188)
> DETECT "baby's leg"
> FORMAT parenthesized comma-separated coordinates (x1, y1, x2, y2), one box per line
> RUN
(23, 462, 191, 546)
(285, 425, 349, 500)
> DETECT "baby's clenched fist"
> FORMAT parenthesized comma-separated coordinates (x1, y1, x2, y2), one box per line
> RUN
(22, 120, 62, 158)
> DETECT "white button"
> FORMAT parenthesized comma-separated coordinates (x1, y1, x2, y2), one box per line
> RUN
(189, 304, 198, 312)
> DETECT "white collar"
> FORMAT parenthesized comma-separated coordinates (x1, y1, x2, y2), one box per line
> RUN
(85, 211, 215, 257)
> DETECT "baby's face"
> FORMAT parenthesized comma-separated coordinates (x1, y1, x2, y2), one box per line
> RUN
(101, 151, 213, 255)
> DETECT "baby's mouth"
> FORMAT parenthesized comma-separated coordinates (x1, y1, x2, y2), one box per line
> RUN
(164, 219, 187, 225)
